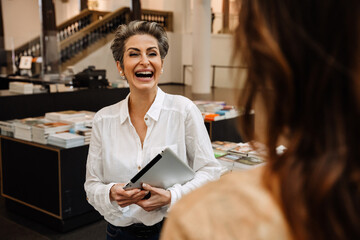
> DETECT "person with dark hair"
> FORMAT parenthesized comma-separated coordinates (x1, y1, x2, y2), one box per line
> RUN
(161, 0, 360, 239)
(84, 20, 222, 240)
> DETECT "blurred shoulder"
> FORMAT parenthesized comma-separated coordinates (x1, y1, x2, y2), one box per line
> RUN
(162, 91, 196, 112)
(165, 167, 292, 240)
(93, 99, 124, 122)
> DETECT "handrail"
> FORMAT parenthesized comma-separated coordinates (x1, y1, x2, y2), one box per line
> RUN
(59, 7, 131, 66)
(57, 9, 109, 31)
(13, 37, 41, 63)
(182, 64, 248, 87)
(60, 8, 131, 49)
(57, 9, 110, 41)
(13, 9, 109, 64)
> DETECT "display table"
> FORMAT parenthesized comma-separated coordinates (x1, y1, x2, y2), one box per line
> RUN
(205, 117, 243, 142)
(0, 135, 101, 232)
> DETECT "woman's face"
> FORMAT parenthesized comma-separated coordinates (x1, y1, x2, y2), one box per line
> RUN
(117, 34, 163, 93)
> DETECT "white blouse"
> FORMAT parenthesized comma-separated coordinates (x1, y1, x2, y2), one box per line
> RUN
(84, 87, 222, 226)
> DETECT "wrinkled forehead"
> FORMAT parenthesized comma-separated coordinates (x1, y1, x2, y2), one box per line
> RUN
(124, 34, 159, 51)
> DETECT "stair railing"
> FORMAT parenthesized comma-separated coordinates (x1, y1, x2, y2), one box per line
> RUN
(57, 9, 110, 41)
(59, 7, 131, 69)
(13, 9, 109, 67)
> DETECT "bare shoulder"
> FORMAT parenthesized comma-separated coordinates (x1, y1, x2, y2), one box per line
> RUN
(164, 167, 292, 240)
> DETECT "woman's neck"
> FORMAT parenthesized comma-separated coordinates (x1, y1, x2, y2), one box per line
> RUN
(128, 88, 157, 117)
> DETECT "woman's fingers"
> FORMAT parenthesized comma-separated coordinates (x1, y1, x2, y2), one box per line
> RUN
(110, 183, 153, 207)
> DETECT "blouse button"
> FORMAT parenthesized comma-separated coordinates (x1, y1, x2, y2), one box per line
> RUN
(144, 117, 148, 121)
(138, 166, 141, 170)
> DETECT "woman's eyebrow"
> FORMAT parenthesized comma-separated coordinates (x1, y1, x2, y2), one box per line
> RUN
(126, 47, 140, 52)
(147, 46, 158, 51)
(126, 46, 158, 52)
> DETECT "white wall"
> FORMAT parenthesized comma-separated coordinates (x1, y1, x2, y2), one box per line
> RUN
(2, 0, 40, 50)
(88, 0, 128, 11)
(54, 0, 80, 25)
(70, 40, 119, 82)
(182, 32, 246, 88)
(1, 0, 81, 50)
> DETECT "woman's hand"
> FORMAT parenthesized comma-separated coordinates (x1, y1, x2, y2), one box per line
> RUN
(136, 183, 171, 212)
(110, 183, 149, 208)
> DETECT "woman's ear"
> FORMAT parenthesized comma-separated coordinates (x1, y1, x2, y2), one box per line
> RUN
(116, 61, 126, 80)
(116, 61, 122, 72)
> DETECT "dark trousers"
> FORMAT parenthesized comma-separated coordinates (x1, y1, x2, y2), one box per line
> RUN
(106, 220, 164, 240)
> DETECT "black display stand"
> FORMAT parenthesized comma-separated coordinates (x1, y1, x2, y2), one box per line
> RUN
(0, 136, 102, 232)
(205, 117, 243, 143)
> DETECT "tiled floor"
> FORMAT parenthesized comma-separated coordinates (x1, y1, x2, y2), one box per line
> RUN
(0, 84, 239, 240)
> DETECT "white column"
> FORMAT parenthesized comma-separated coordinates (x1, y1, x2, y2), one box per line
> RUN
(192, 0, 211, 94)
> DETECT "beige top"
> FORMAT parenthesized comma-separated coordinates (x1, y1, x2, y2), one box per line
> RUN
(160, 167, 292, 240)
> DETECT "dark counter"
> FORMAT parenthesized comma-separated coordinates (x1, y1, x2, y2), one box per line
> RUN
(0, 87, 130, 121)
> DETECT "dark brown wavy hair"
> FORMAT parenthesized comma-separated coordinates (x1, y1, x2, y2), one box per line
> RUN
(234, 0, 360, 239)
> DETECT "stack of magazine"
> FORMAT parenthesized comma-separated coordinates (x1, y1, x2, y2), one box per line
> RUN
(75, 126, 92, 144)
(32, 122, 72, 144)
(193, 100, 239, 121)
(9, 81, 33, 94)
(13, 117, 48, 141)
(61, 110, 95, 129)
(0, 120, 16, 137)
(45, 110, 87, 122)
(44, 110, 95, 145)
(48, 132, 85, 148)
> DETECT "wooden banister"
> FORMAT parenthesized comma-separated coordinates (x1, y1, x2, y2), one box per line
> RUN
(56, 9, 109, 30)
(142, 9, 173, 31)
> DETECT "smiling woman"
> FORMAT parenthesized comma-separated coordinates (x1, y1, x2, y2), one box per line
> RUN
(84, 21, 223, 240)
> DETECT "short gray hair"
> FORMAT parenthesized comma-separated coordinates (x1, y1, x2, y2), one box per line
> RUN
(110, 20, 169, 69)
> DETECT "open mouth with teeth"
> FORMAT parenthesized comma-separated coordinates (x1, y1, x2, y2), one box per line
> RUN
(135, 71, 154, 78)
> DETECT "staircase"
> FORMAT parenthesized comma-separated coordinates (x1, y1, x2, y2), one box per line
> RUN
(13, 7, 173, 72)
